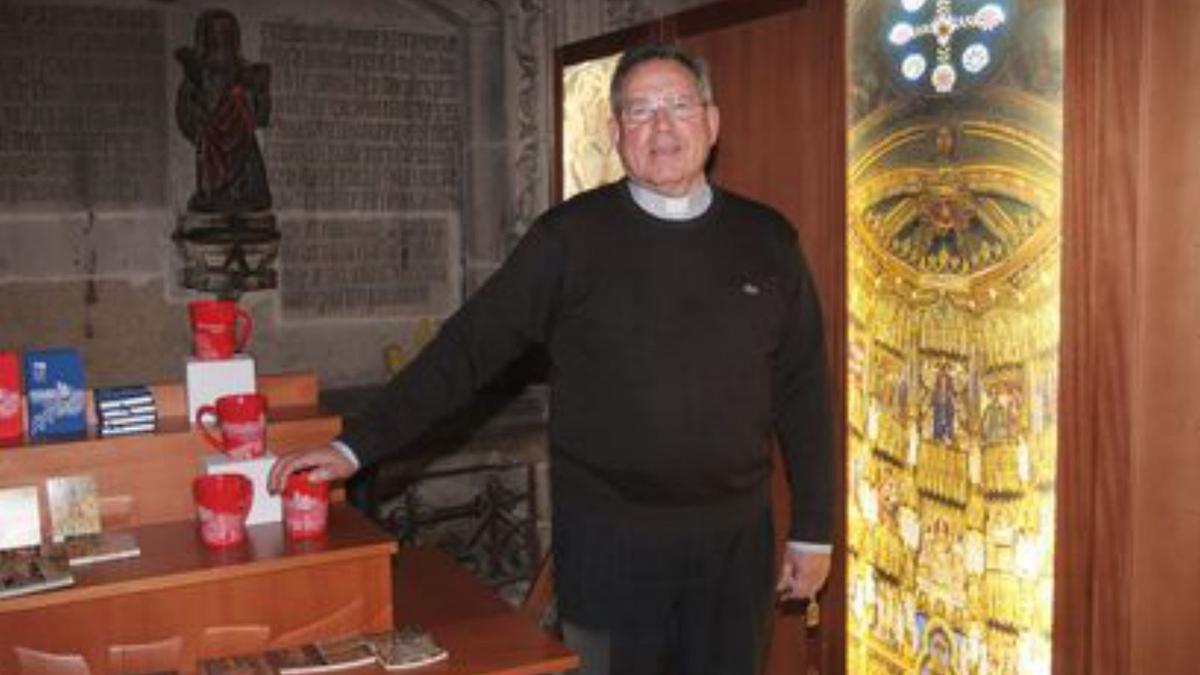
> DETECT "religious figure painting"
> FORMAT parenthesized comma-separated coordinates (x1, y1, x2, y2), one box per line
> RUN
(920, 357, 966, 445)
(981, 365, 1026, 445)
(871, 342, 909, 420)
(561, 55, 624, 200)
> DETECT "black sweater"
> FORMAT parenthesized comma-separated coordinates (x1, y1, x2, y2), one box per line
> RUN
(339, 181, 833, 544)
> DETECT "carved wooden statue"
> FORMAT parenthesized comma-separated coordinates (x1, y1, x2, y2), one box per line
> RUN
(175, 9, 272, 214)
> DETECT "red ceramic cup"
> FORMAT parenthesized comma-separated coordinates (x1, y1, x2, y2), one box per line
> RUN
(283, 470, 331, 540)
(195, 393, 268, 459)
(188, 300, 253, 360)
(193, 473, 254, 547)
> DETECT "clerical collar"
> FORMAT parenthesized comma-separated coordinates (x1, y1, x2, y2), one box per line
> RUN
(626, 179, 713, 220)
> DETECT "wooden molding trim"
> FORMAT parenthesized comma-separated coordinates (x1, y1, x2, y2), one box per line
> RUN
(666, 0, 806, 41)
(556, 21, 659, 68)
(555, 1, 806, 68)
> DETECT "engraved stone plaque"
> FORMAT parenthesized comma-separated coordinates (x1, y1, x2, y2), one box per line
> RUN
(0, 5, 166, 209)
(260, 24, 463, 212)
(280, 213, 454, 319)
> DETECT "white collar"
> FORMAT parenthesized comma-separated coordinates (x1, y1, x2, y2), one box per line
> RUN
(626, 179, 713, 220)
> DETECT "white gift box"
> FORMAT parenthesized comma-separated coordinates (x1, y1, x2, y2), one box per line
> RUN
(185, 354, 256, 426)
(199, 451, 281, 526)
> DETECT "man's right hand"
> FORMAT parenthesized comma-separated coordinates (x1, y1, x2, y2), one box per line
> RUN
(267, 444, 358, 494)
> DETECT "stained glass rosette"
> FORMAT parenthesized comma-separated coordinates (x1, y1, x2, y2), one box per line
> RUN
(883, 0, 1014, 96)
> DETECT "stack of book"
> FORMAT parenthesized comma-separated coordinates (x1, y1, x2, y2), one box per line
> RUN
(95, 385, 157, 437)
(198, 626, 448, 674)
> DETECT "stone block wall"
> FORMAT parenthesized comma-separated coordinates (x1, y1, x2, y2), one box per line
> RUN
(0, 0, 510, 390)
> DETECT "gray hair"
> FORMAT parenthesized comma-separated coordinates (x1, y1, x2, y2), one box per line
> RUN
(609, 43, 713, 115)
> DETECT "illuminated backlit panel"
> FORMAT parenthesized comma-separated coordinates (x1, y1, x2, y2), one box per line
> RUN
(847, 2, 1062, 674)
(561, 54, 625, 200)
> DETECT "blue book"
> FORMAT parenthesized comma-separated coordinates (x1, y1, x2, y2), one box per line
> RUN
(24, 348, 86, 441)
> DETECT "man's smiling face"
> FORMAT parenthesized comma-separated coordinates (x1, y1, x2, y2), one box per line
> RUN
(610, 58, 720, 197)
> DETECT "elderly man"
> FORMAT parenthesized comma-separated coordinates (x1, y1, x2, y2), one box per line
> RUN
(270, 43, 833, 675)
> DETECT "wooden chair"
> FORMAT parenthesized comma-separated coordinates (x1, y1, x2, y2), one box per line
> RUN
(99, 494, 139, 530)
(106, 636, 183, 675)
(197, 624, 270, 659)
(268, 597, 364, 647)
(14, 647, 92, 675)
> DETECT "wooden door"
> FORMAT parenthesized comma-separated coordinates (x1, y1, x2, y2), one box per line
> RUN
(681, 4, 846, 673)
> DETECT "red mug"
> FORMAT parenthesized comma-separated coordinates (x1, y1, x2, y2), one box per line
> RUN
(188, 300, 253, 360)
(195, 393, 268, 459)
(283, 470, 330, 539)
(193, 473, 253, 547)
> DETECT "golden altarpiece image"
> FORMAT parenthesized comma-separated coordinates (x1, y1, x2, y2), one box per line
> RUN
(847, 1, 1062, 673)
(561, 54, 624, 200)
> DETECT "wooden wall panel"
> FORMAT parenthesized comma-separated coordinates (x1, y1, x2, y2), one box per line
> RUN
(1061, 0, 1200, 673)
(1057, 0, 1140, 672)
(681, 1, 846, 672)
(1132, 1, 1200, 673)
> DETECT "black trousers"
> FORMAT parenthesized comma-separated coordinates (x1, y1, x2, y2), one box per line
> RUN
(553, 504, 776, 675)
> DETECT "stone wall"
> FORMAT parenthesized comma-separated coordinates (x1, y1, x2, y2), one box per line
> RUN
(0, 0, 506, 389)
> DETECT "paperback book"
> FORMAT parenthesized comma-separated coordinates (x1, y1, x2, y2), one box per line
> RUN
(0, 485, 42, 550)
(94, 385, 154, 409)
(54, 531, 141, 566)
(264, 634, 391, 674)
(96, 385, 156, 416)
(197, 654, 273, 675)
(99, 422, 158, 438)
(45, 474, 102, 542)
(100, 410, 158, 423)
(314, 635, 378, 671)
(0, 350, 21, 444)
(366, 625, 449, 671)
(264, 644, 327, 675)
(0, 546, 74, 599)
(24, 348, 86, 440)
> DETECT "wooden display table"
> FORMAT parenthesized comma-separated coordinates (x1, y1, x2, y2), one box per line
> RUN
(0, 505, 395, 673)
(0, 373, 395, 674)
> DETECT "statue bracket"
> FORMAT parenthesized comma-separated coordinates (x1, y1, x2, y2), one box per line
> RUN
(173, 211, 281, 300)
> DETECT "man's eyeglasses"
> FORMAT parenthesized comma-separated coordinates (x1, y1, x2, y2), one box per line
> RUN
(619, 96, 708, 126)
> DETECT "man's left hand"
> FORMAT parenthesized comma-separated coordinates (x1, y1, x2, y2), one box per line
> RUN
(775, 549, 832, 601)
